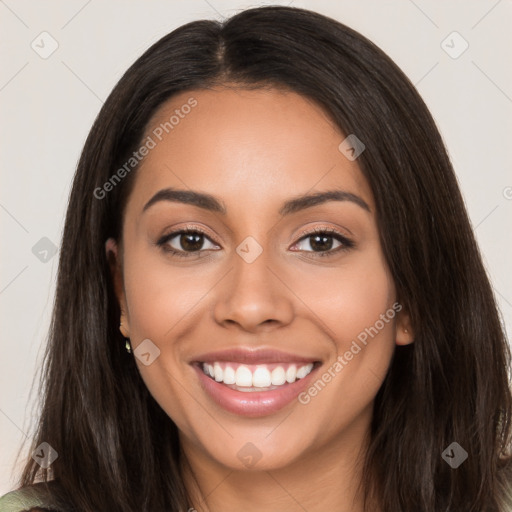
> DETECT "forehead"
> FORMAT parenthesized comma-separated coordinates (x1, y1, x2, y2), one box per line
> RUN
(127, 87, 374, 217)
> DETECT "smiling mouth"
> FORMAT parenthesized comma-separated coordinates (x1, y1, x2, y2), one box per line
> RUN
(197, 361, 319, 392)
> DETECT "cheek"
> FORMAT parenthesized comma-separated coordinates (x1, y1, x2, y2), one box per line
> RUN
(122, 247, 210, 340)
(121, 248, 209, 431)
(123, 237, 397, 361)
(291, 247, 396, 349)
(294, 247, 397, 415)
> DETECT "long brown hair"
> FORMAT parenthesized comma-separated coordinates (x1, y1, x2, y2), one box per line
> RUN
(17, 5, 512, 511)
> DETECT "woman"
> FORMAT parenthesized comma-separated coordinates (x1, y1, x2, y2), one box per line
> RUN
(1, 5, 511, 511)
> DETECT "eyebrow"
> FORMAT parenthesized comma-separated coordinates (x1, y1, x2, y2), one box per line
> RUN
(142, 187, 371, 216)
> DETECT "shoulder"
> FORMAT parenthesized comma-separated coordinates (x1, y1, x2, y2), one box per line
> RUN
(498, 458, 512, 512)
(0, 482, 58, 512)
(504, 481, 512, 512)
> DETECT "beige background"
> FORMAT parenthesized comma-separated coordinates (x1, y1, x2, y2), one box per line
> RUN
(1, 0, 511, 495)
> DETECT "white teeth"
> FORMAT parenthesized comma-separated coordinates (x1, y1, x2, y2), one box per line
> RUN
(271, 366, 286, 386)
(235, 365, 253, 387)
(213, 363, 223, 382)
(297, 363, 313, 379)
(201, 362, 315, 388)
(285, 365, 297, 383)
(252, 367, 272, 388)
(223, 365, 236, 384)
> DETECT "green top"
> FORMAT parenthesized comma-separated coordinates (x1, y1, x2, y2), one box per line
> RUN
(0, 485, 55, 512)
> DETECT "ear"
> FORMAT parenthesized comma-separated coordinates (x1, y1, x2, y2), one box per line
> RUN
(105, 238, 130, 338)
(395, 306, 414, 346)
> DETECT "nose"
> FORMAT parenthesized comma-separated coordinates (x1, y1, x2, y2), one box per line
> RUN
(213, 248, 294, 333)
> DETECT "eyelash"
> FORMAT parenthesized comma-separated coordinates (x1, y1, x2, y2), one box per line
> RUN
(156, 225, 355, 259)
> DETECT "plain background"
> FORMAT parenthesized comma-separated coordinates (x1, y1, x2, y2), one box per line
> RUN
(1, 0, 511, 495)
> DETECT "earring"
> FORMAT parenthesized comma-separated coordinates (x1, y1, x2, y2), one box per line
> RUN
(120, 322, 131, 353)
(404, 328, 408, 333)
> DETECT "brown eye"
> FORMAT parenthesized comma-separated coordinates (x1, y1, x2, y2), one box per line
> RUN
(291, 228, 355, 257)
(175, 232, 206, 252)
(157, 228, 219, 257)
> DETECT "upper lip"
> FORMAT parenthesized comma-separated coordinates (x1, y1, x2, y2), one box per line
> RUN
(191, 347, 320, 365)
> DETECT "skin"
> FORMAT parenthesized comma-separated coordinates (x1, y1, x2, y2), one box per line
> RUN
(107, 86, 414, 512)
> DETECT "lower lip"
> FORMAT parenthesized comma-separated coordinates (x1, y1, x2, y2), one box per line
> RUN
(193, 363, 319, 417)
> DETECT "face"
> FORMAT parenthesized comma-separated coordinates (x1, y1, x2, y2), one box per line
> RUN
(107, 86, 413, 474)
